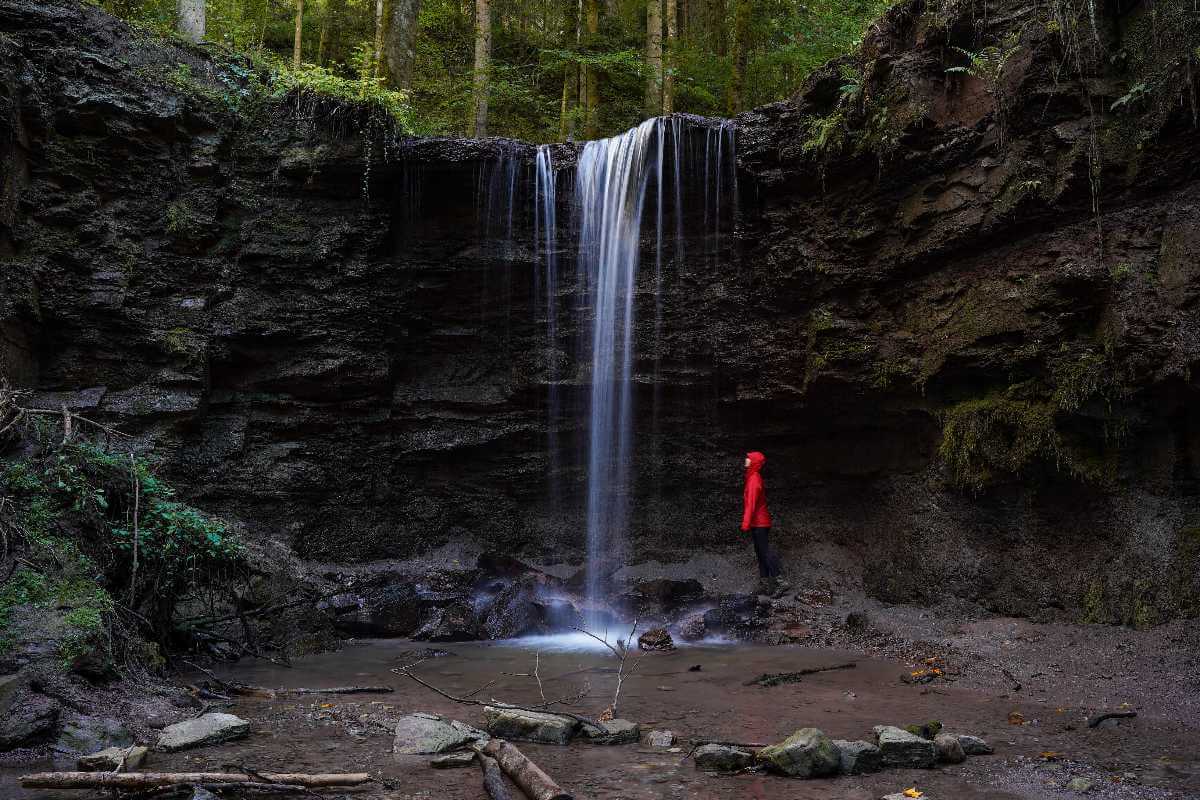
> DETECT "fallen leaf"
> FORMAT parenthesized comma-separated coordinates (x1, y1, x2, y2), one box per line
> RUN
(319, 703, 333, 708)
(903, 788, 924, 798)
(1041, 751, 1063, 760)
(1008, 711, 1026, 725)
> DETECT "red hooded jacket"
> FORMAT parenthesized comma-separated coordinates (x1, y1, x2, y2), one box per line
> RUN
(741, 451, 772, 531)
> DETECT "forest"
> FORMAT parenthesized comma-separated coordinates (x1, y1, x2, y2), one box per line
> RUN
(98, 0, 890, 140)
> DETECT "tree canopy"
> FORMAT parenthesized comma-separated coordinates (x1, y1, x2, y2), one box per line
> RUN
(100, 0, 892, 141)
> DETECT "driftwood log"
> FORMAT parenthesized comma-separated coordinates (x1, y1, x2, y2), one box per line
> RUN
(19, 771, 372, 790)
(744, 661, 857, 687)
(477, 752, 514, 800)
(480, 739, 572, 800)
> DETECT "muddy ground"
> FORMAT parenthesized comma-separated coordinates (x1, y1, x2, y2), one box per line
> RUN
(4, 593, 1198, 800)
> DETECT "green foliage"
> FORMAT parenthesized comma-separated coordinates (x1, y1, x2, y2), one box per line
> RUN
(938, 392, 1060, 491)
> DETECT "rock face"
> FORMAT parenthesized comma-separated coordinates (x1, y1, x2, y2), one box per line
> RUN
(482, 706, 578, 745)
(694, 743, 754, 772)
(0, 674, 59, 750)
(156, 713, 250, 752)
(393, 713, 484, 755)
(1, 0, 1198, 627)
(834, 739, 883, 774)
(873, 725, 937, 769)
(757, 727, 841, 777)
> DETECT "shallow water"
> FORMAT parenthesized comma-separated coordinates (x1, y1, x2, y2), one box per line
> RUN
(7, 638, 1198, 799)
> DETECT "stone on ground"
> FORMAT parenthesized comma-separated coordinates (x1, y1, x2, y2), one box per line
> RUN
(580, 718, 640, 745)
(483, 706, 579, 745)
(954, 733, 993, 755)
(1067, 776, 1094, 792)
(637, 627, 676, 651)
(156, 713, 250, 752)
(646, 729, 675, 747)
(881, 793, 927, 800)
(933, 733, 965, 763)
(756, 727, 840, 777)
(431, 750, 477, 768)
(393, 713, 481, 755)
(192, 788, 219, 800)
(694, 743, 754, 772)
(678, 614, 706, 641)
(873, 725, 937, 768)
(78, 745, 148, 771)
(833, 739, 882, 774)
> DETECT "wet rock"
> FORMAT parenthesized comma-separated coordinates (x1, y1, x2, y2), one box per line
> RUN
(580, 718, 640, 745)
(933, 733, 965, 764)
(56, 715, 134, 755)
(192, 789, 219, 800)
(756, 727, 840, 777)
(646, 729, 675, 747)
(413, 603, 479, 642)
(393, 713, 481, 755)
(323, 581, 425, 637)
(431, 751, 477, 768)
(702, 594, 761, 637)
(637, 627, 675, 651)
(1067, 776, 1094, 792)
(157, 713, 250, 752)
(78, 745, 148, 771)
(0, 674, 60, 750)
(694, 743, 754, 771)
(954, 734, 993, 755)
(834, 739, 882, 774)
(623, 578, 707, 615)
(677, 614, 706, 641)
(479, 579, 551, 639)
(483, 706, 578, 745)
(873, 725, 937, 768)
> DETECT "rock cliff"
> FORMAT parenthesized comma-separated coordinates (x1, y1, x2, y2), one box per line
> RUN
(1, 0, 1197, 627)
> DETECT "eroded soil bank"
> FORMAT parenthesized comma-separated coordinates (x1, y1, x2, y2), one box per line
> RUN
(4, 598, 1197, 800)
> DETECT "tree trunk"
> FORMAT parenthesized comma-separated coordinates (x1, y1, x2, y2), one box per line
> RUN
(176, 0, 204, 42)
(384, 0, 422, 88)
(663, 0, 675, 114)
(582, 0, 599, 138)
(20, 773, 372, 790)
(472, 0, 491, 137)
(559, 0, 581, 140)
(372, 0, 386, 78)
(293, 0, 304, 68)
(644, 0, 663, 117)
(480, 740, 573, 800)
(478, 753, 513, 800)
(710, 0, 726, 56)
(727, 0, 749, 113)
(317, 11, 328, 64)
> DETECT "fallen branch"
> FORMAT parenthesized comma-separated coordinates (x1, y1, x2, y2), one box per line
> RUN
(282, 686, 394, 695)
(124, 782, 311, 798)
(391, 666, 599, 728)
(19, 772, 372, 790)
(687, 738, 768, 751)
(744, 661, 856, 687)
(475, 750, 513, 800)
(481, 739, 572, 800)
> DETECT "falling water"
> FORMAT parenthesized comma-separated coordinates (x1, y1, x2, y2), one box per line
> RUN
(535, 146, 560, 503)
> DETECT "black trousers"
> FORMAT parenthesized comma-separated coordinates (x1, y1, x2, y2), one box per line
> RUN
(751, 527, 780, 578)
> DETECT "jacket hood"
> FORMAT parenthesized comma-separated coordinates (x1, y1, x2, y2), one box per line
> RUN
(746, 451, 766, 474)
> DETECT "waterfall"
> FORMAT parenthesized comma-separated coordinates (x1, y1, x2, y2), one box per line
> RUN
(535, 146, 560, 507)
(548, 116, 737, 624)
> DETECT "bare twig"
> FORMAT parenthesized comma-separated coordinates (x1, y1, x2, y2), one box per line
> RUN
(533, 651, 547, 706)
(391, 666, 599, 727)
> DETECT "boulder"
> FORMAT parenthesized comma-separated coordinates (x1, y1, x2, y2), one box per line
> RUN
(701, 594, 761, 637)
(624, 578, 707, 615)
(677, 614, 706, 641)
(833, 739, 883, 774)
(873, 725, 937, 768)
(0, 674, 60, 751)
(934, 733, 965, 764)
(480, 580, 550, 639)
(431, 751, 478, 768)
(580, 718, 640, 745)
(694, 743, 754, 772)
(756, 727, 840, 777)
(646, 729, 675, 747)
(78, 745, 148, 771)
(156, 713, 250, 752)
(483, 706, 578, 745)
(56, 716, 134, 755)
(413, 603, 479, 642)
(954, 734, 993, 755)
(393, 713, 482, 755)
(637, 627, 675, 651)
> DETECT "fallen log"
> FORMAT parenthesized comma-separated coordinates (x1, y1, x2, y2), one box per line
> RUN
(1086, 710, 1137, 728)
(744, 661, 856, 687)
(19, 771, 372, 790)
(481, 739, 572, 800)
(687, 738, 769, 751)
(477, 752, 514, 800)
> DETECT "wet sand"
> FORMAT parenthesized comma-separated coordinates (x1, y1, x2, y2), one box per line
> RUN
(8, 635, 1197, 800)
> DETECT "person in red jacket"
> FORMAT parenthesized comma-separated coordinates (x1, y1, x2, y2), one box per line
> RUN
(741, 451, 781, 587)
